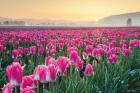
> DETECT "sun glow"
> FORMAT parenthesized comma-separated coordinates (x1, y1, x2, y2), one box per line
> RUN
(0, 0, 140, 21)
(95, 19, 99, 22)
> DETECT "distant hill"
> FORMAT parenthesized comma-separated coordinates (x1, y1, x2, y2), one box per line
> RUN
(97, 12, 140, 26)
(0, 12, 140, 27)
(0, 17, 12, 22)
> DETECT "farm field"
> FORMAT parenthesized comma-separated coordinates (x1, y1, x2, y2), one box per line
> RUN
(0, 27, 140, 93)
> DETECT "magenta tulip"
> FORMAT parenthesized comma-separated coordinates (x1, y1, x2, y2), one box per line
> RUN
(6, 62, 23, 86)
(20, 86, 35, 93)
(56, 57, 69, 75)
(47, 64, 58, 81)
(86, 45, 93, 55)
(21, 75, 37, 88)
(2, 83, 12, 93)
(84, 64, 93, 76)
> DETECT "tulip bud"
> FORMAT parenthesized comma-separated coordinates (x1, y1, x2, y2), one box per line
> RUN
(84, 64, 93, 76)
(2, 83, 12, 93)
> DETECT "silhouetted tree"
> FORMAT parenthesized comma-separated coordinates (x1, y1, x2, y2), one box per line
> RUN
(127, 18, 132, 26)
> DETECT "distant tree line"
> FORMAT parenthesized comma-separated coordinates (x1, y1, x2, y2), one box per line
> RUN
(0, 20, 25, 26)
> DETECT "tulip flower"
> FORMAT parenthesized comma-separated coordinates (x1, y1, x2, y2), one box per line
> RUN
(82, 52, 88, 60)
(20, 86, 35, 93)
(6, 62, 23, 86)
(92, 48, 103, 57)
(120, 40, 127, 49)
(24, 48, 30, 55)
(18, 47, 23, 57)
(74, 57, 83, 70)
(21, 75, 37, 88)
(50, 48, 56, 56)
(12, 49, 19, 58)
(29, 46, 36, 54)
(56, 57, 69, 75)
(107, 54, 118, 63)
(67, 46, 78, 54)
(45, 56, 55, 66)
(122, 48, 131, 57)
(69, 51, 78, 63)
(34, 65, 48, 83)
(93, 60, 98, 66)
(2, 83, 12, 93)
(59, 43, 64, 49)
(47, 64, 58, 81)
(129, 39, 140, 48)
(84, 64, 93, 76)
(86, 45, 93, 55)
(38, 47, 44, 56)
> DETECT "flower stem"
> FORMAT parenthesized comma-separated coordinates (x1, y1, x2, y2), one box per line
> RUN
(43, 83, 45, 93)
(37, 81, 40, 93)
(15, 87, 17, 93)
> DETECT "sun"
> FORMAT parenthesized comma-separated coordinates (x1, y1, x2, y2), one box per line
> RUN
(95, 19, 99, 22)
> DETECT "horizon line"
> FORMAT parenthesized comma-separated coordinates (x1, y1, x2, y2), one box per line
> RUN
(0, 11, 140, 22)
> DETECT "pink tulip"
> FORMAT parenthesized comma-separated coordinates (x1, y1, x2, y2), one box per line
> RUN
(45, 56, 55, 66)
(113, 47, 121, 54)
(29, 46, 36, 54)
(34, 65, 42, 80)
(56, 57, 69, 75)
(67, 46, 78, 54)
(12, 49, 19, 58)
(18, 47, 23, 57)
(34, 65, 48, 83)
(106, 50, 112, 57)
(6, 62, 23, 86)
(38, 47, 44, 56)
(122, 48, 131, 57)
(24, 48, 29, 55)
(74, 57, 83, 70)
(21, 75, 37, 88)
(84, 64, 93, 76)
(77, 40, 83, 47)
(92, 48, 103, 57)
(110, 40, 116, 48)
(86, 45, 93, 55)
(50, 48, 56, 56)
(93, 60, 98, 66)
(69, 51, 78, 63)
(120, 40, 127, 49)
(13, 58, 19, 62)
(2, 83, 12, 93)
(38, 40, 45, 47)
(47, 64, 58, 81)
(82, 52, 88, 60)
(107, 54, 118, 63)
(129, 39, 140, 48)
(21, 86, 35, 93)
(59, 43, 64, 49)
(39, 66, 48, 83)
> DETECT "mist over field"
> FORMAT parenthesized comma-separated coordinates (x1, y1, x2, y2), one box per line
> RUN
(0, 12, 140, 27)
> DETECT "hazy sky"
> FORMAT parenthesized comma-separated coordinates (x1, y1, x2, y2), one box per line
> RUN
(0, 0, 140, 21)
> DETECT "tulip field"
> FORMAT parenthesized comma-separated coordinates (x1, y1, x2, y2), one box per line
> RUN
(0, 27, 140, 93)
